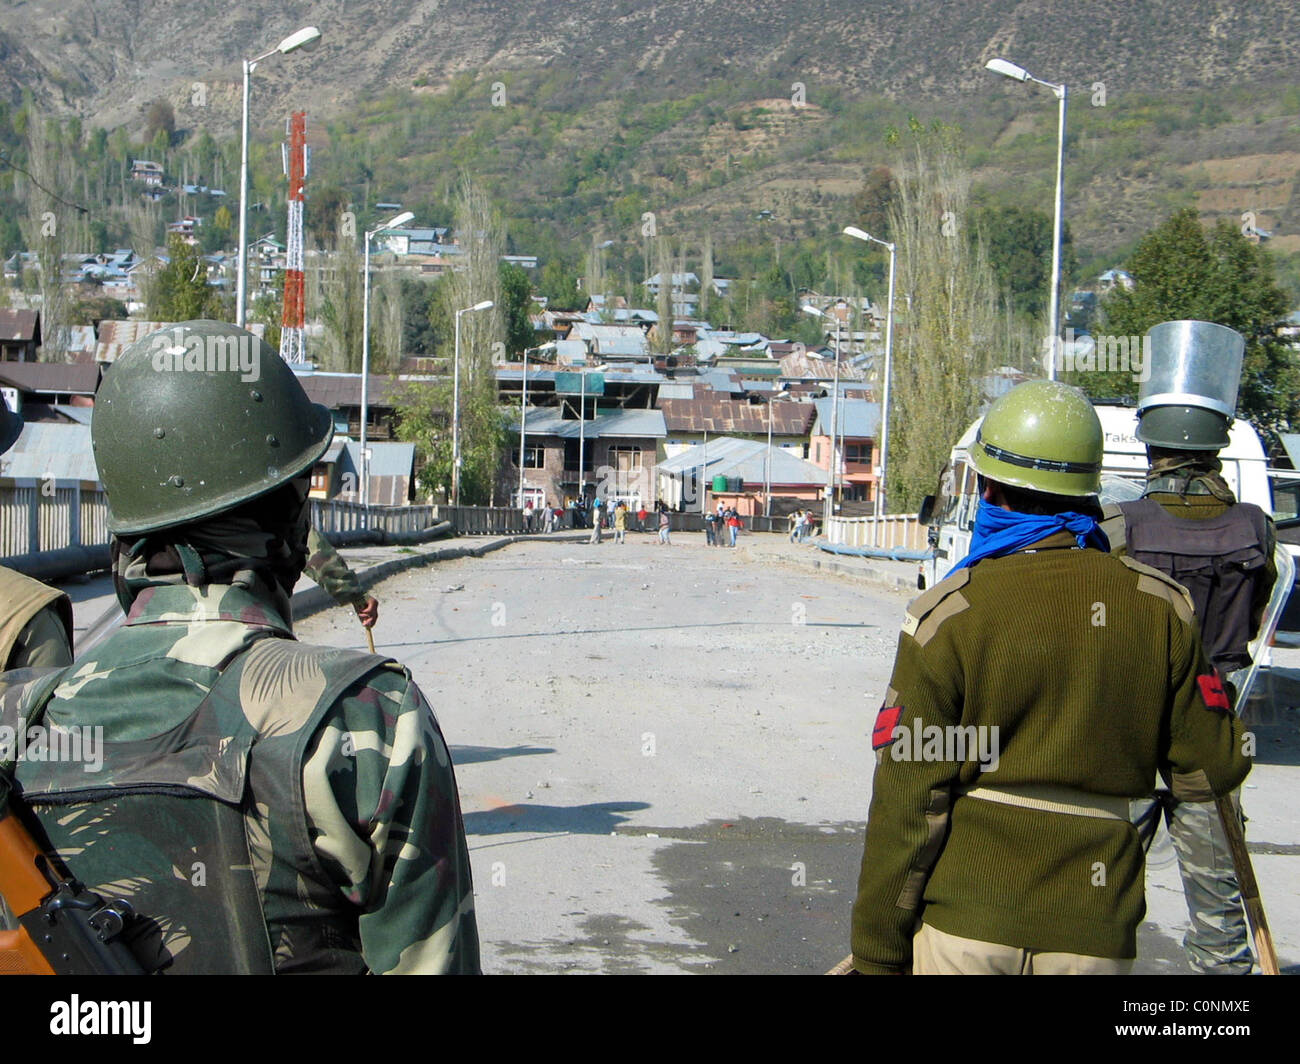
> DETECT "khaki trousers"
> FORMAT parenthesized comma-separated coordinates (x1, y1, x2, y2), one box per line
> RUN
(913, 922, 1133, 975)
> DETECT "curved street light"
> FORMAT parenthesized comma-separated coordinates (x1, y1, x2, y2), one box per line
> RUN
(359, 210, 415, 507)
(985, 56, 1067, 381)
(236, 25, 322, 328)
(844, 227, 896, 532)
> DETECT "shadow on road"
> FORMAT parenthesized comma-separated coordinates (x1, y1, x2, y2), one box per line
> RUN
(451, 744, 555, 765)
(464, 800, 650, 836)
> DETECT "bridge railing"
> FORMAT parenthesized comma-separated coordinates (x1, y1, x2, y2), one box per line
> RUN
(824, 514, 927, 551)
(0, 479, 109, 558)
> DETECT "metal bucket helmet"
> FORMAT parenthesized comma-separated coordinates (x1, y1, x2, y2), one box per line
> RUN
(92, 320, 334, 535)
(1136, 320, 1244, 451)
(970, 379, 1103, 497)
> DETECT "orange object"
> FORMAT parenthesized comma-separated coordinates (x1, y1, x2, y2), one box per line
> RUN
(0, 811, 57, 974)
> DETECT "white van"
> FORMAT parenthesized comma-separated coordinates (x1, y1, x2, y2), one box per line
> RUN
(919, 403, 1273, 589)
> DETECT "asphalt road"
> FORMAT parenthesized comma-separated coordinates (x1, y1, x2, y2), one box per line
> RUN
(290, 534, 1300, 975)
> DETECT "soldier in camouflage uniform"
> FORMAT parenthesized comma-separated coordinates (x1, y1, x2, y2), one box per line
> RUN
(0, 320, 479, 974)
(305, 527, 379, 628)
(1101, 321, 1271, 975)
(0, 395, 73, 670)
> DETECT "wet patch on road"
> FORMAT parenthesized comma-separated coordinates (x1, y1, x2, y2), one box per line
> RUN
(620, 816, 865, 975)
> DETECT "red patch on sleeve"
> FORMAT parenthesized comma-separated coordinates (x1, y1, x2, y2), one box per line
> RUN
(1198, 673, 1231, 712)
(872, 705, 903, 749)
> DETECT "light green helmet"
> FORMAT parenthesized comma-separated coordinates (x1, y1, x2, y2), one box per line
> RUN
(970, 380, 1103, 497)
(92, 320, 333, 535)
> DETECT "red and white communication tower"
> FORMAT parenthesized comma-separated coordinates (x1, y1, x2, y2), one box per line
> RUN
(280, 111, 309, 363)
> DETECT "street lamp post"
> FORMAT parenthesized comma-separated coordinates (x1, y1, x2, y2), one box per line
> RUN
(802, 303, 840, 529)
(236, 25, 322, 328)
(985, 57, 1067, 381)
(451, 299, 494, 505)
(763, 384, 791, 518)
(844, 227, 896, 540)
(360, 210, 414, 507)
(519, 342, 556, 509)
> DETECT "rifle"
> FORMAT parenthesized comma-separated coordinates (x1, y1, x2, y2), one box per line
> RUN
(1215, 794, 1280, 975)
(0, 802, 147, 975)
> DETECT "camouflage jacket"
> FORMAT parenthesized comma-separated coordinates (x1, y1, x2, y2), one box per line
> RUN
(304, 528, 367, 608)
(0, 582, 479, 974)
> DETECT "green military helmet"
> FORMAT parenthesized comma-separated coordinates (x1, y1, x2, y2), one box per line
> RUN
(970, 379, 1103, 496)
(1136, 404, 1230, 451)
(92, 320, 333, 535)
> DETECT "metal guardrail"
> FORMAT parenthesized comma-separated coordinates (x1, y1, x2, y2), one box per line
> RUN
(311, 500, 531, 538)
(825, 514, 927, 551)
(311, 499, 442, 536)
(0, 479, 109, 558)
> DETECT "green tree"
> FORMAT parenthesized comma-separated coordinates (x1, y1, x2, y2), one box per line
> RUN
(398, 276, 446, 356)
(249, 282, 283, 353)
(499, 262, 535, 358)
(314, 220, 364, 372)
(144, 100, 175, 146)
(971, 205, 1076, 322)
(850, 166, 896, 241)
(148, 235, 224, 321)
(885, 120, 1001, 512)
(68, 295, 129, 326)
(1092, 208, 1296, 434)
(537, 258, 581, 309)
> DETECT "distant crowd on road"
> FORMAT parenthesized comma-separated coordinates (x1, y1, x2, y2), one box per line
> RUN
(521, 497, 820, 552)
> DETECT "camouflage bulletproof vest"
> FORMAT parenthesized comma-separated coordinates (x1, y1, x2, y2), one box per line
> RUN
(1, 635, 385, 974)
(1118, 498, 1270, 672)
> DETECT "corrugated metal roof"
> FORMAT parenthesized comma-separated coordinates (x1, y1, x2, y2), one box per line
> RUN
(95, 320, 266, 364)
(657, 382, 696, 400)
(0, 309, 39, 342)
(659, 397, 814, 435)
(298, 373, 407, 409)
(1, 422, 99, 481)
(51, 404, 94, 425)
(510, 407, 666, 439)
(812, 398, 881, 439)
(0, 362, 99, 395)
(339, 440, 415, 478)
(658, 436, 824, 487)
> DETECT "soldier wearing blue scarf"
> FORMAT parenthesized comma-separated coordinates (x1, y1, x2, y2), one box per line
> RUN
(850, 380, 1248, 975)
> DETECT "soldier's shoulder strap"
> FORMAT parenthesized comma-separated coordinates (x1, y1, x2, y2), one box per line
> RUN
(901, 567, 971, 647)
(1098, 502, 1128, 554)
(1116, 554, 1195, 624)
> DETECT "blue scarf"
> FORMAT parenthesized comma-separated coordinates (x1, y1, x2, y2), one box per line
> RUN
(953, 499, 1110, 571)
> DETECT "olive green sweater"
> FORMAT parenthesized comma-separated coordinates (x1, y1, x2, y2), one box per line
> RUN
(850, 537, 1251, 974)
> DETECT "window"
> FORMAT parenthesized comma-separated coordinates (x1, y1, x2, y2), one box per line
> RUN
(845, 443, 874, 465)
(608, 444, 643, 471)
(511, 445, 545, 469)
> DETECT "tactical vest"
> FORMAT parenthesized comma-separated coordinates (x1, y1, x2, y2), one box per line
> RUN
(1117, 498, 1270, 672)
(0, 566, 72, 668)
(1, 635, 387, 974)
